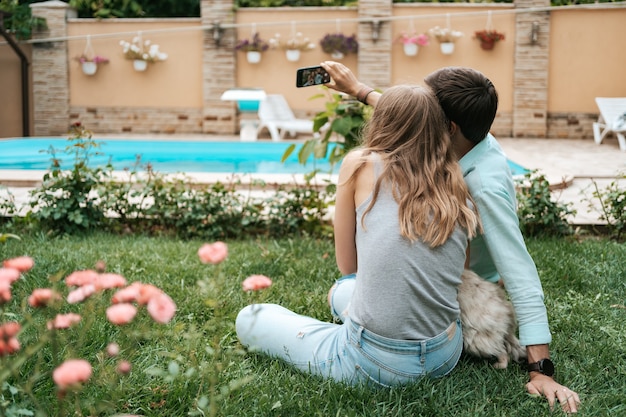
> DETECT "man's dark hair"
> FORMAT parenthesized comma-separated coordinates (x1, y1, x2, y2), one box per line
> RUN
(424, 67, 498, 144)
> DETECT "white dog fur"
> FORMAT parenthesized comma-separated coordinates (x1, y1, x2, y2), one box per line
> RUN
(457, 269, 527, 369)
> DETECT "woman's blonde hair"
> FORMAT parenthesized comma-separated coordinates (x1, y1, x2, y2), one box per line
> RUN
(353, 85, 479, 247)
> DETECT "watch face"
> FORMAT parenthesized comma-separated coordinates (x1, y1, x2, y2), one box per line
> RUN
(540, 359, 555, 376)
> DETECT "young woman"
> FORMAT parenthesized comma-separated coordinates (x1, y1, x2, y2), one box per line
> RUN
(235, 85, 479, 387)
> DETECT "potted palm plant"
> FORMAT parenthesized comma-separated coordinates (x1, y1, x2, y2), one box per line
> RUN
(235, 33, 270, 64)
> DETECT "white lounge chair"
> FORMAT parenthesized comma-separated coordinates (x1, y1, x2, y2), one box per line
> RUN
(257, 94, 316, 141)
(592, 97, 626, 151)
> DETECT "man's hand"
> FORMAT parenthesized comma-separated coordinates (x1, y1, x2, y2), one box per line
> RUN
(526, 373, 581, 413)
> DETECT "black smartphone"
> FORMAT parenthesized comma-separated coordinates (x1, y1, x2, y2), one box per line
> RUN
(296, 66, 331, 88)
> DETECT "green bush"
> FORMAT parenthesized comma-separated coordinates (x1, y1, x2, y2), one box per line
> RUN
(281, 87, 371, 178)
(515, 171, 575, 237)
(20, 124, 334, 238)
(586, 173, 626, 241)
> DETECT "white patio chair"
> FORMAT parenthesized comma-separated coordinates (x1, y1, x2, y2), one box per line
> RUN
(592, 97, 626, 151)
(257, 94, 316, 141)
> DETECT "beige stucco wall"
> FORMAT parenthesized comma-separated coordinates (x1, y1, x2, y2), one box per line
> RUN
(2, 4, 626, 138)
(235, 5, 514, 115)
(67, 19, 203, 108)
(548, 9, 626, 113)
(0, 44, 32, 137)
(236, 7, 359, 114)
(391, 5, 515, 114)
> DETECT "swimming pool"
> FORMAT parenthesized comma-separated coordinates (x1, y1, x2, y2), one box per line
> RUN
(0, 138, 528, 176)
(0, 138, 336, 174)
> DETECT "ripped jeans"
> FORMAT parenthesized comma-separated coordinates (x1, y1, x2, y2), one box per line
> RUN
(235, 275, 463, 387)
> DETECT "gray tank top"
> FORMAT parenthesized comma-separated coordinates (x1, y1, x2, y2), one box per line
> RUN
(349, 156, 468, 340)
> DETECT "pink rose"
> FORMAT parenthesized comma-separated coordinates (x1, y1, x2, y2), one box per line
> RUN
(117, 360, 132, 375)
(65, 269, 99, 287)
(67, 284, 96, 304)
(111, 283, 142, 304)
(147, 292, 176, 324)
(3, 256, 34, 272)
(28, 288, 61, 307)
(0, 321, 21, 338)
(137, 283, 162, 305)
(0, 281, 11, 304)
(47, 313, 82, 330)
(106, 342, 120, 357)
(52, 359, 92, 390)
(0, 337, 20, 356)
(242, 274, 273, 292)
(198, 242, 228, 265)
(94, 273, 127, 290)
(106, 303, 137, 325)
(0, 267, 21, 284)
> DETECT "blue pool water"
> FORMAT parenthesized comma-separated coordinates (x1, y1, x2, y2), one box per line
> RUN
(0, 138, 336, 174)
(0, 138, 528, 176)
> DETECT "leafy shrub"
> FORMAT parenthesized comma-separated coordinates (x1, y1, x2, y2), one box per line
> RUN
(0, 0, 47, 40)
(515, 171, 575, 237)
(586, 173, 626, 241)
(28, 123, 109, 234)
(21, 124, 334, 238)
(282, 87, 371, 176)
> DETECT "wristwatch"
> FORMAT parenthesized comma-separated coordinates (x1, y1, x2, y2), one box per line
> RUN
(527, 358, 555, 376)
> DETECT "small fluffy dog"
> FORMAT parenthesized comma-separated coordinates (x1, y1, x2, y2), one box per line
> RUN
(457, 269, 527, 369)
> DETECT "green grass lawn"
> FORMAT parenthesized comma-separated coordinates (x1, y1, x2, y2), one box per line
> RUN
(1, 232, 624, 416)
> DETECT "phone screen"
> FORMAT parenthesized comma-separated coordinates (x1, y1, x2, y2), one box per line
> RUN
(296, 66, 331, 88)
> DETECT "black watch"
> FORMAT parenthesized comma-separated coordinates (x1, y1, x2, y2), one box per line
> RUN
(527, 358, 555, 376)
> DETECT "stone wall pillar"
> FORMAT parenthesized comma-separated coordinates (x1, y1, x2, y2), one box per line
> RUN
(201, 0, 237, 134)
(513, 0, 550, 137)
(357, 0, 392, 90)
(30, 1, 75, 136)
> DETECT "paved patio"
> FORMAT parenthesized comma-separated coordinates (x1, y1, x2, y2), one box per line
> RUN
(1, 135, 624, 226)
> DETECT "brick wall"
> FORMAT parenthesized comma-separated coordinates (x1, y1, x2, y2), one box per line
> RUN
(69, 107, 203, 134)
(23, 0, 623, 140)
(30, 1, 73, 136)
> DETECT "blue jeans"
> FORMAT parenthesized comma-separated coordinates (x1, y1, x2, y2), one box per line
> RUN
(235, 275, 463, 387)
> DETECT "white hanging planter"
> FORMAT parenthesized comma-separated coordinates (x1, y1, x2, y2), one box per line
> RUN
(133, 59, 148, 72)
(440, 42, 455, 55)
(403, 43, 419, 57)
(285, 49, 301, 62)
(81, 62, 97, 75)
(331, 51, 344, 60)
(246, 51, 262, 64)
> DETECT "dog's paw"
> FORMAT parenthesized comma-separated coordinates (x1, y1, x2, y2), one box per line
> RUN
(492, 354, 509, 369)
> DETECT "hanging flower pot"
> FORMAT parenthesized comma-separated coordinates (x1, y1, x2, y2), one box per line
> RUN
(440, 42, 455, 55)
(81, 61, 97, 75)
(285, 49, 301, 62)
(235, 32, 269, 64)
(480, 40, 496, 51)
(403, 43, 419, 57)
(246, 51, 262, 64)
(121, 34, 168, 72)
(269, 29, 315, 63)
(397, 31, 429, 57)
(320, 33, 358, 59)
(474, 30, 505, 51)
(133, 59, 148, 72)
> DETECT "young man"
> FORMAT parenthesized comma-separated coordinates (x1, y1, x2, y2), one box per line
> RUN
(320, 61, 581, 414)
